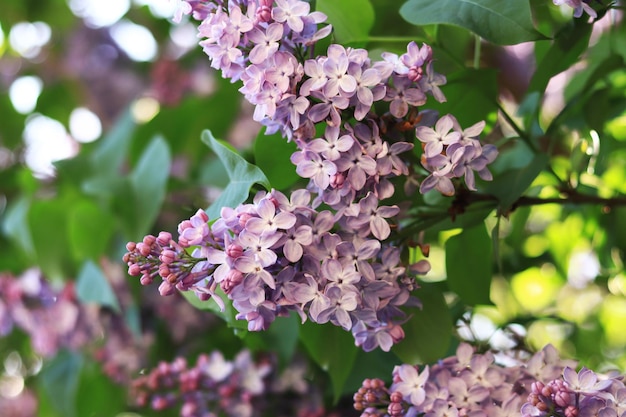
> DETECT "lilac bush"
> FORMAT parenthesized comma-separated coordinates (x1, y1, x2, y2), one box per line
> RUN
(1, 0, 624, 416)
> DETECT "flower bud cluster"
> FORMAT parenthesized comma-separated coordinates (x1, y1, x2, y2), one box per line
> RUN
(352, 343, 605, 417)
(131, 350, 272, 417)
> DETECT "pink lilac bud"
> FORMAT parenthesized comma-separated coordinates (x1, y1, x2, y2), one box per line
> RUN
(158, 265, 171, 278)
(257, 0, 273, 22)
(128, 264, 141, 276)
(387, 401, 404, 417)
(408, 66, 423, 83)
(330, 172, 346, 188)
(158, 281, 177, 296)
(565, 405, 579, 417)
(138, 242, 152, 257)
(160, 249, 177, 264)
(143, 234, 157, 246)
(409, 260, 431, 275)
(554, 389, 574, 408)
(226, 243, 244, 259)
(390, 391, 403, 403)
(157, 231, 173, 246)
(239, 212, 254, 228)
(387, 323, 405, 344)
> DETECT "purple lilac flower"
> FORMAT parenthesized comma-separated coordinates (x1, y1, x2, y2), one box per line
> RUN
(271, 0, 310, 32)
(416, 114, 461, 158)
(416, 114, 497, 196)
(553, 0, 598, 18)
(354, 343, 626, 417)
(386, 75, 427, 118)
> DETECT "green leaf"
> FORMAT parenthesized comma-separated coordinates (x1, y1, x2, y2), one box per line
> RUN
(445, 223, 493, 306)
(201, 130, 271, 220)
(424, 204, 496, 234)
(400, 0, 546, 45)
(1, 195, 35, 256)
(483, 152, 549, 211)
(28, 199, 72, 282)
(392, 283, 452, 364)
(528, 18, 593, 95)
(76, 360, 126, 417)
(128, 135, 172, 237)
(67, 200, 115, 262)
(345, 349, 402, 394)
(180, 289, 249, 331)
(38, 350, 84, 417)
(254, 129, 300, 190)
(91, 109, 136, 176)
(299, 321, 359, 403)
(75, 260, 121, 312)
(244, 313, 300, 368)
(317, 0, 375, 46)
(426, 69, 498, 128)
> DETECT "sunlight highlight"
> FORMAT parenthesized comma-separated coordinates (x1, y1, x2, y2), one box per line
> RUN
(110, 20, 158, 62)
(69, 107, 102, 143)
(8, 21, 51, 59)
(23, 115, 77, 178)
(133, 0, 177, 19)
(68, 0, 130, 28)
(9, 76, 43, 115)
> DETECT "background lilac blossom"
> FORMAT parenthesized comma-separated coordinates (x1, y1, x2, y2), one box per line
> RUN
(352, 343, 626, 417)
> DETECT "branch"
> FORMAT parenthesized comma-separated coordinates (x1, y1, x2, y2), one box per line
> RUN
(455, 189, 626, 214)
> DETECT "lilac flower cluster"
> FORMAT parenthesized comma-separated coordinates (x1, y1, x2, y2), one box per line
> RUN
(0, 270, 95, 357)
(552, 0, 598, 18)
(522, 367, 626, 417)
(131, 350, 271, 417)
(177, 0, 496, 200)
(124, 188, 420, 351)
(353, 343, 589, 417)
(128, 0, 499, 351)
(416, 114, 497, 195)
